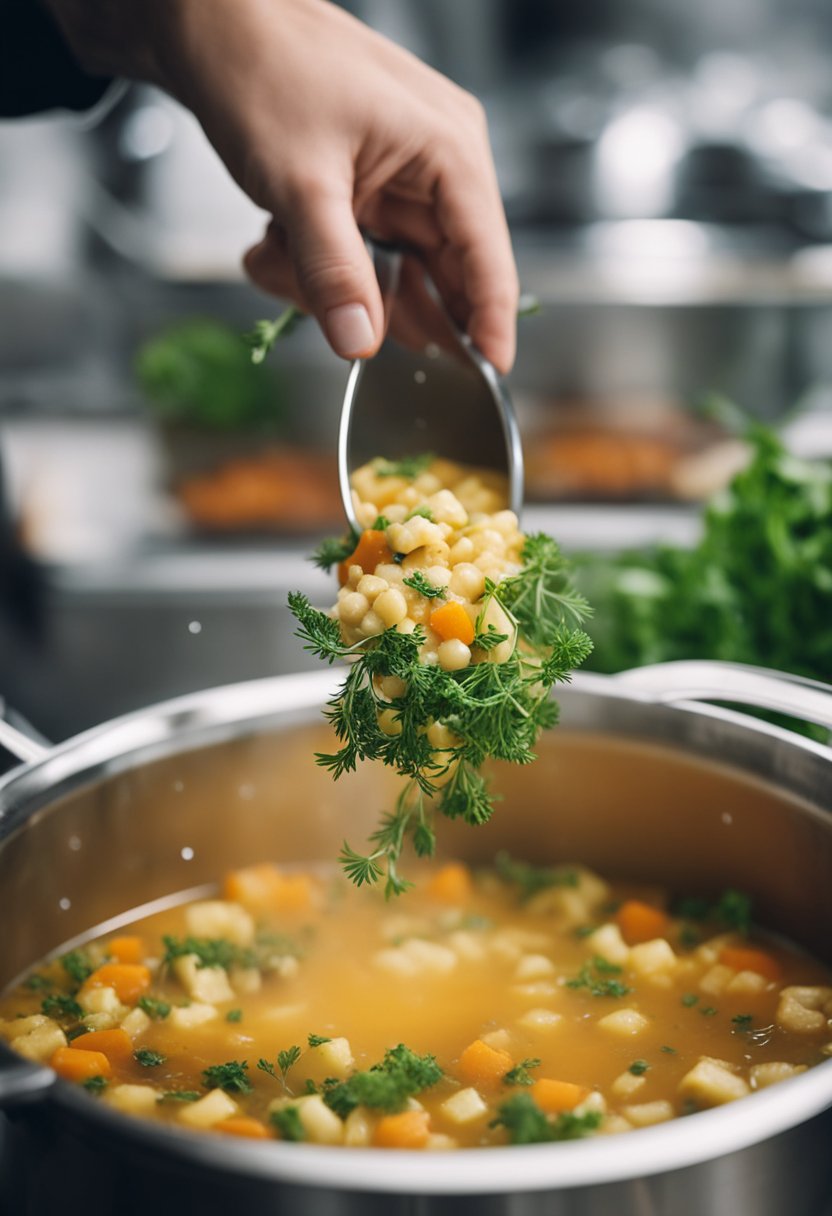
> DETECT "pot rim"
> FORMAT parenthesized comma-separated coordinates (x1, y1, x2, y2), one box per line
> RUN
(1, 663, 831, 1191)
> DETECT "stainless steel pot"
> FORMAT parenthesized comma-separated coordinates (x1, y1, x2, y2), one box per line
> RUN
(0, 662, 830, 1216)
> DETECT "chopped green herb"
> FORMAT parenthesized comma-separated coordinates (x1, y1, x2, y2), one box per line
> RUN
(41, 994, 83, 1020)
(681, 993, 700, 1008)
(159, 1091, 201, 1103)
(60, 950, 95, 986)
(490, 1093, 602, 1145)
(162, 935, 255, 971)
(138, 996, 171, 1020)
(134, 1049, 166, 1068)
(566, 958, 632, 999)
(202, 1060, 253, 1094)
(66, 1025, 90, 1042)
(307, 1033, 332, 1048)
(372, 515, 391, 531)
(628, 1060, 650, 1076)
(226, 1009, 243, 1023)
(700, 1006, 718, 1018)
(245, 306, 306, 364)
(673, 890, 753, 937)
(402, 572, 444, 600)
(374, 454, 434, 480)
(573, 925, 597, 940)
(472, 624, 510, 653)
(311, 533, 359, 574)
(495, 853, 579, 902)
(82, 1075, 108, 1095)
(24, 974, 52, 992)
(304, 1078, 319, 1095)
(278, 1046, 302, 1077)
(323, 1044, 442, 1119)
(503, 1058, 542, 1087)
(732, 1013, 754, 1031)
(270, 1105, 306, 1141)
(660, 1045, 677, 1054)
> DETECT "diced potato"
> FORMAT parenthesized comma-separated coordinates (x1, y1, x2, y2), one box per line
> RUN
(679, 1059, 750, 1107)
(372, 948, 420, 979)
(179, 1089, 238, 1128)
(440, 1087, 489, 1125)
(343, 1107, 373, 1146)
(404, 940, 458, 975)
(725, 970, 768, 996)
(622, 1100, 674, 1127)
(78, 986, 124, 1016)
(575, 1091, 606, 1116)
(491, 929, 553, 962)
(585, 924, 630, 967)
(426, 1133, 458, 1151)
(628, 939, 677, 976)
(600, 1114, 633, 1135)
(296, 1095, 344, 1145)
(1, 1014, 50, 1040)
(776, 986, 832, 1034)
(81, 1012, 119, 1032)
(184, 901, 254, 947)
(229, 966, 262, 996)
(698, 964, 735, 996)
(526, 888, 590, 924)
(310, 1036, 354, 1078)
(695, 934, 734, 966)
(516, 1008, 563, 1032)
(514, 954, 555, 981)
(120, 1008, 151, 1039)
(480, 1029, 512, 1052)
(611, 1071, 646, 1099)
(169, 1003, 218, 1029)
(446, 931, 487, 963)
(510, 983, 559, 1001)
(13, 1022, 67, 1062)
(106, 1084, 161, 1115)
(750, 1062, 807, 1090)
(173, 955, 234, 1004)
(597, 1009, 650, 1037)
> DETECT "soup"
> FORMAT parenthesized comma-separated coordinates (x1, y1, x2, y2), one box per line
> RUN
(2, 857, 830, 1149)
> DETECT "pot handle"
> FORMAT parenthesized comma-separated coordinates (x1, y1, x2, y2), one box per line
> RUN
(0, 700, 50, 766)
(0, 1050, 56, 1110)
(613, 661, 832, 733)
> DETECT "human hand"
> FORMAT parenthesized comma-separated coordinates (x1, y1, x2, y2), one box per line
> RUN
(46, 0, 519, 371)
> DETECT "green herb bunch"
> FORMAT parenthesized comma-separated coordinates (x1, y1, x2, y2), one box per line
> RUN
(289, 532, 592, 896)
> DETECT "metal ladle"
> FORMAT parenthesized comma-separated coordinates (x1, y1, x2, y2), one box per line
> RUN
(338, 240, 524, 532)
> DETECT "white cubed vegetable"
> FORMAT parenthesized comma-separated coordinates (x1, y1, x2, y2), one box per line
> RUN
(229, 966, 262, 995)
(13, 1023, 66, 1062)
(514, 954, 555, 981)
(426, 1133, 457, 1151)
(81, 1012, 119, 1032)
(372, 948, 419, 979)
(725, 970, 767, 996)
(750, 1062, 807, 1090)
(2, 1014, 50, 1040)
(173, 955, 234, 1004)
(169, 1003, 218, 1029)
(106, 1084, 161, 1115)
(600, 1114, 633, 1135)
(622, 1100, 674, 1127)
(611, 1071, 646, 1099)
(425, 490, 468, 527)
(698, 964, 735, 996)
(777, 986, 832, 1034)
(179, 1089, 238, 1128)
(297, 1095, 344, 1145)
(79, 986, 123, 1015)
(446, 931, 487, 963)
(575, 1091, 606, 1116)
(120, 1008, 151, 1039)
(511, 983, 558, 1001)
(585, 924, 630, 967)
(679, 1059, 750, 1106)
(311, 1036, 354, 1078)
(480, 1029, 512, 1052)
(343, 1107, 373, 1146)
(628, 939, 677, 976)
(516, 1008, 563, 1032)
(440, 1087, 489, 1125)
(184, 900, 254, 947)
(404, 940, 457, 974)
(597, 1009, 649, 1036)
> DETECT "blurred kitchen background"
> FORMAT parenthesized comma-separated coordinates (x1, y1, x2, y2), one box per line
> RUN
(2, 0, 832, 744)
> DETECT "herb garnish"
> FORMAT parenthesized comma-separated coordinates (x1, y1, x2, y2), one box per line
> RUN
(402, 571, 444, 600)
(681, 993, 699, 1008)
(226, 1009, 243, 1023)
(202, 1060, 253, 1094)
(162, 935, 255, 971)
(159, 1091, 201, 1103)
(374, 454, 435, 480)
(245, 306, 306, 364)
(271, 1106, 305, 1141)
(503, 1058, 542, 1087)
(134, 1049, 166, 1068)
(307, 1033, 332, 1048)
(138, 996, 171, 1020)
(490, 1093, 601, 1145)
(258, 1046, 302, 1092)
(41, 994, 83, 1020)
(628, 1060, 649, 1076)
(24, 974, 52, 992)
(732, 1013, 754, 1031)
(60, 950, 95, 986)
(311, 532, 359, 574)
(322, 1044, 442, 1118)
(495, 853, 579, 902)
(82, 1076, 108, 1095)
(566, 957, 632, 998)
(673, 890, 753, 937)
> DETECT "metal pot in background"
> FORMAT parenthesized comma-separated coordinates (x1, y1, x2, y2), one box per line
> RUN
(0, 662, 830, 1216)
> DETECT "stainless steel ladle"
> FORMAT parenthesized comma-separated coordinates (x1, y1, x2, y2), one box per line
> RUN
(338, 240, 524, 532)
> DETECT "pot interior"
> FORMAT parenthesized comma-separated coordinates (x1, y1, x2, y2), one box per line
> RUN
(1, 717, 830, 989)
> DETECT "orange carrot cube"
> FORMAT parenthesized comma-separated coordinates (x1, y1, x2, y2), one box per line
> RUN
(457, 1039, 513, 1088)
(81, 963, 151, 1006)
(107, 936, 145, 965)
(338, 530, 393, 585)
(51, 1046, 112, 1083)
(531, 1078, 588, 1113)
(372, 1109, 431, 1149)
(429, 602, 475, 646)
(70, 1028, 133, 1065)
(214, 1116, 270, 1139)
(718, 946, 781, 982)
(616, 900, 669, 945)
(426, 863, 473, 904)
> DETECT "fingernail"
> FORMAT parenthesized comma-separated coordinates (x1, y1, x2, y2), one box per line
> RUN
(325, 304, 376, 358)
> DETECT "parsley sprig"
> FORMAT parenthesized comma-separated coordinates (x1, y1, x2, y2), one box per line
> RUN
(245, 306, 306, 364)
(566, 956, 632, 998)
(322, 1044, 442, 1118)
(289, 533, 592, 895)
(490, 1093, 601, 1145)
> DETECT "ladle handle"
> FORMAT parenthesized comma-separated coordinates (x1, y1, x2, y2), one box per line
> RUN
(0, 701, 50, 766)
(614, 661, 832, 734)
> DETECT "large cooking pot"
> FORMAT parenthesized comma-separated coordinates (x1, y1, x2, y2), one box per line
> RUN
(0, 662, 830, 1216)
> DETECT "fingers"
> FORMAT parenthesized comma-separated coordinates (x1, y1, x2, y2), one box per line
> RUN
(285, 186, 384, 360)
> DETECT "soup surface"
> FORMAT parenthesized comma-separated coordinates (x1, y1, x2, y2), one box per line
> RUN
(2, 858, 830, 1149)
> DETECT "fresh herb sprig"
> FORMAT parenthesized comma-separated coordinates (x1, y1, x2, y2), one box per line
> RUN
(322, 1044, 442, 1118)
(495, 852, 578, 902)
(566, 956, 632, 998)
(246, 306, 306, 364)
(490, 1093, 601, 1145)
(289, 533, 592, 895)
(374, 454, 435, 480)
(503, 1058, 542, 1087)
(202, 1060, 253, 1094)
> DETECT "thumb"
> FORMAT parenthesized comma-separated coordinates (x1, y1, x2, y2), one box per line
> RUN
(287, 188, 383, 360)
